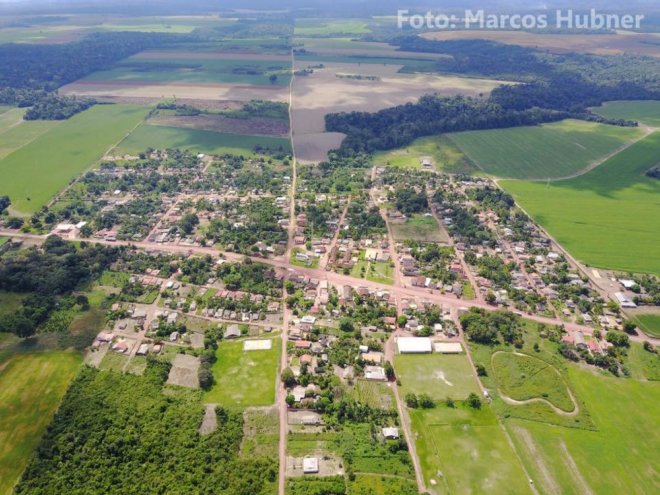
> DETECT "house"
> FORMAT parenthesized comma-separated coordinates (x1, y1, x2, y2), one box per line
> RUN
(112, 341, 129, 353)
(364, 365, 387, 381)
(396, 337, 433, 354)
(295, 340, 312, 349)
(382, 427, 400, 440)
(574, 331, 587, 350)
(291, 386, 307, 402)
(302, 457, 319, 474)
(224, 324, 241, 339)
(169, 331, 179, 342)
(136, 343, 149, 356)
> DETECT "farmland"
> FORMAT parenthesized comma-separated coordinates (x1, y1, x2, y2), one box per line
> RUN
(0, 104, 148, 214)
(448, 119, 645, 180)
(633, 313, 660, 338)
(294, 19, 371, 36)
(395, 353, 480, 400)
(592, 100, 660, 128)
(204, 338, 280, 408)
(0, 351, 81, 495)
(501, 132, 660, 274)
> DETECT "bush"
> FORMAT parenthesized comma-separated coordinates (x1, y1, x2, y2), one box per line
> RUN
(466, 392, 482, 409)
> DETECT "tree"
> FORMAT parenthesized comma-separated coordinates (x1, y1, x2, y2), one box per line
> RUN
(606, 330, 629, 348)
(475, 364, 487, 377)
(281, 367, 296, 388)
(643, 341, 655, 353)
(445, 397, 455, 408)
(397, 315, 408, 328)
(339, 317, 355, 333)
(405, 393, 418, 408)
(485, 291, 496, 304)
(622, 321, 637, 335)
(285, 394, 295, 406)
(384, 360, 395, 380)
(198, 366, 213, 389)
(466, 392, 482, 409)
(179, 213, 199, 235)
(419, 393, 435, 409)
(0, 195, 10, 214)
(269, 74, 278, 84)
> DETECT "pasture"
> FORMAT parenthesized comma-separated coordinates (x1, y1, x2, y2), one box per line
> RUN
(632, 313, 660, 338)
(395, 353, 480, 400)
(373, 135, 476, 174)
(114, 123, 291, 157)
(592, 100, 660, 128)
(390, 215, 448, 243)
(0, 351, 81, 495)
(203, 337, 280, 408)
(0, 104, 148, 214)
(294, 19, 371, 36)
(501, 132, 660, 274)
(0, 115, 58, 160)
(448, 119, 644, 180)
(409, 404, 533, 495)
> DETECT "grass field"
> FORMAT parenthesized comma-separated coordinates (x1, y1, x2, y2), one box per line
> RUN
(633, 313, 660, 338)
(0, 115, 59, 161)
(349, 379, 395, 411)
(294, 19, 371, 36)
(203, 338, 280, 408)
(625, 342, 660, 381)
(373, 135, 476, 174)
(448, 119, 644, 179)
(409, 403, 533, 494)
(395, 353, 480, 401)
(508, 364, 660, 495)
(0, 104, 147, 214)
(114, 123, 291, 157)
(501, 131, 660, 274)
(390, 214, 448, 243)
(348, 475, 417, 495)
(0, 351, 81, 495)
(350, 259, 394, 285)
(591, 100, 660, 128)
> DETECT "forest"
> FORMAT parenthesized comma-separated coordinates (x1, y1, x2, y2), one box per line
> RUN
(24, 95, 96, 120)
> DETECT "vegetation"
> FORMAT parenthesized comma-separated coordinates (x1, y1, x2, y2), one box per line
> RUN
(633, 314, 660, 339)
(24, 95, 96, 120)
(592, 100, 660, 127)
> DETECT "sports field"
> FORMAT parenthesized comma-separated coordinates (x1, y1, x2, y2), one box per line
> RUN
(0, 351, 81, 495)
(502, 132, 660, 274)
(448, 119, 644, 180)
(591, 100, 660, 128)
(203, 338, 280, 408)
(374, 135, 476, 174)
(0, 104, 148, 214)
(114, 123, 292, 156)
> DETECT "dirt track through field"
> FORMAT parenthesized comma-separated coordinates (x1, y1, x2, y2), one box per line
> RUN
(559, 440, 594, 495)
(513, 426, 561, 495)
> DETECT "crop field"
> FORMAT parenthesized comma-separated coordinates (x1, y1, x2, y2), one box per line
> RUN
(148, 113, 289, 137)
(508, 364, 660, 495)
(501, 132, 660, 274)
(0, 104, 148, 214)
(632, 313, 660, 338)
(409, 404, 533, 494)
(373, 135, 476, 174)
(448, 119, 644, 180)
(204, 338, 280, 408)
(114, 122, 291, 157)
(395, 353, 480, 401)
(390, 214, 448, 243)
(0, 115, 59, 160)
(294, 19, 372, 36)
(0, 351, 81, 495)
(591, 100, 660, 128)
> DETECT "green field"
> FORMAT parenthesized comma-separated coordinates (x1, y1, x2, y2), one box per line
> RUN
(409, 404, 533, 494)
(0, 351, 81, 495)
(115, 123, 291, 157)
(0, 104, 148, 214)
(374, 135, 476, 174)
(295, 52, 439, 72)
(592, 100, 660, 128)
(294, 19, 372, 36)
(626, 342, 660, 381)
(348, 475, 417, 495)
(508, 364, 660, 495)
(390, 214, 448, 243)
(350, 259, 394, 285)
(449, 119, 644, 179)
(84, 57, 291, 86)
(0, 115, 59, 161)
(204, 338, 280, 407)
(633, 313, 660, 338)
(502, 132, 660, 274)
(395, 353, 480, 401)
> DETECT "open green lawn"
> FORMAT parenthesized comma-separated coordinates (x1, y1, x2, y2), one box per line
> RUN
(409, 403, 533, 494)
(625, 342, 660, 381)
(204, 338, 279, 408)
(84, 57, 291, 86)
(508, 364, 660, 495)
(0, 291, 26, 319)
(294, 19, 371, 35)
(395, 353, 480, 401)
(0, 351, 81, 495)
(591, 100, 660, 128)
(449, 119, 644, 179)
(374, 135, 476, 174)
(632, 313, 660, 338)
(501, 132, 660, 274)
(115, 123, 291, 157)
(350, 259, 394, 285)
(0, 104, 147, 214)
(390, 214, 448, 243)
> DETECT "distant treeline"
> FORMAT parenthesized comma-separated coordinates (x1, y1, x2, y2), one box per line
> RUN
(326, 39, 659, 155)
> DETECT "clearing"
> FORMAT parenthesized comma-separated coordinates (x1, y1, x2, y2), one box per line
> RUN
(395, 353, 480, 400)
(390, 214, 448, 244)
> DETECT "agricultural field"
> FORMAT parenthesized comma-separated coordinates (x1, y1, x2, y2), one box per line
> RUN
(114, 122, 291, 157)
(632, 313, 660, 338)
(0, 104, 148, 214)
(203, 338, 280, 408)
(0, 115, 59, 160)
(448, 119, 645, 180)
(373, 135, 476, 174)
(409, 403, 533, 494)
(501, 132, 660, 274)
(591, 100, 660, 128)
(390, 214, 448, 243)
(294, 19, 372, 36)
(0, 351, 82, 495)
(395, 353, 480, 401)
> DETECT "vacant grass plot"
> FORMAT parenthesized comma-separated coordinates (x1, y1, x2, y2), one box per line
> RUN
(625, 343, 660, 381)
(390, 215, 448, 243)
(374, 135, 476, 174)
(204, 338, 279, 407)
(349, 380, 395, 410)
(114, 123, 291, 157)
(0, 104, 147, 214)
(448, 119, 644, 180)
(633, 313, 660, 338)
(502, 132, 660, 274)
(0, 351, 81, 495)
(350, 260, 394, 285)
(591, 100, 660, 128)
(410, 404, 533, 494)
(395, 353, 479, 400)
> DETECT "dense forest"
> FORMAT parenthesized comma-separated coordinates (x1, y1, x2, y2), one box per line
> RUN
(15, 362, 276, 495)
(24, 94, 96, 120)
(326, 39, 660, 155)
